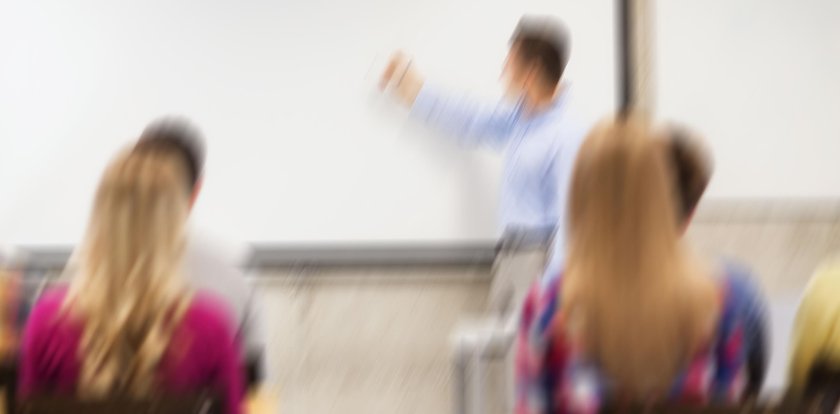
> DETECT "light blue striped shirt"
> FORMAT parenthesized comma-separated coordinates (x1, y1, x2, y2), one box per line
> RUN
(410, 83, 585, 279)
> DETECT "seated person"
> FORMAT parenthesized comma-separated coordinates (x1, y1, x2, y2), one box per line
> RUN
(663, 125, 769, 395)
(515, 116, 748, 413)
(19, 148, 244, 414)
(134, 117, 265, 373)
(789, 260, 840, 395)
(31, 117, 264, 386)
(537, 123, 769, 395)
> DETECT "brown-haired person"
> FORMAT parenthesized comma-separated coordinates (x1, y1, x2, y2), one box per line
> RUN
(134, 117, 266, 379)
(662, 126, 768, 396)
(19, 149, 244, 413)
(380, 15, 586, 319)
(514, 117, 749, 412)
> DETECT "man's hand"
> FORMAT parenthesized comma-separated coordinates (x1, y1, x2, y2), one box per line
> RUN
(379, 51, 425, 107)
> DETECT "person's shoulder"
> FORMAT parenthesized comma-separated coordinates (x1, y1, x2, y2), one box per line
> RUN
(718, 259, 763, 302)
(23, 287, 79, 355)
(708, 268, 754, 345)
(720, 258, 757, 281)
(170, 292, 241, 368)
(794, 258, 840, 320)
(182, 291, 238, 338)
(28, 287, 69, 324)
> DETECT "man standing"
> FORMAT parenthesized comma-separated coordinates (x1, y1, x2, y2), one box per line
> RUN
(381, 16, 585, 413)
(380, 15, 584, 314)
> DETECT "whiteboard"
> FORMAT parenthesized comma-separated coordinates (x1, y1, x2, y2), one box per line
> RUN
(655, 0, 840, 199)
(0, 0, 615, 246)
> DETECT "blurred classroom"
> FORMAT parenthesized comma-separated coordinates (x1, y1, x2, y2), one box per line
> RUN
(2, 0, 840, 413)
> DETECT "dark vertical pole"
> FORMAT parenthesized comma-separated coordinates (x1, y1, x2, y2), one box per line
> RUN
(617, 0, 634, 113)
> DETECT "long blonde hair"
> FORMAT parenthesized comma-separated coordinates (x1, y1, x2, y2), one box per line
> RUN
(562, 116, 718, 397)
(66, 147, 192, 397)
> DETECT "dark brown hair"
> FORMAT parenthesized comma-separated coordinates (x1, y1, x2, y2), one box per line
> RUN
(664, 125, 713, 222)
(134, 117, 206, 193)
(510, 15, 570, 88)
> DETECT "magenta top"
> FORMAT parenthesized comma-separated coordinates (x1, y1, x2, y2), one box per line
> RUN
(19, 288, 244, 414)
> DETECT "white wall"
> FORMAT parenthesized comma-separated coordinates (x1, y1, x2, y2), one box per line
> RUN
(0, 0, 614, 246)
(656, 0, 840, 199)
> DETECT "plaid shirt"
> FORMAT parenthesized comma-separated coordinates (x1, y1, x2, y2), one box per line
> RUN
(515, 274, 747, 414)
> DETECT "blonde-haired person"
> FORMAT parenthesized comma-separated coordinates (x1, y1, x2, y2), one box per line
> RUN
(514, 116, 748, 413)
(789, 261, 840, 405)
(19, 148, 244, 413)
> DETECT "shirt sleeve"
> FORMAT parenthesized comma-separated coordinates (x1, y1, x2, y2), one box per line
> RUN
(410, 83, 518, 149)
(515, 283, 549, 414)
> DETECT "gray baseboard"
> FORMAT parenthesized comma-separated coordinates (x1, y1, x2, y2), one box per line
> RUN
(12, 198, 840, 271)
(14, 242, 498, 272)
(247, 242, 497, 269)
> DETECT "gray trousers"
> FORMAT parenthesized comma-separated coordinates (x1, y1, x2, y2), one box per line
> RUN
(452, 228, 551, 414)
(488, 240, 551, 317)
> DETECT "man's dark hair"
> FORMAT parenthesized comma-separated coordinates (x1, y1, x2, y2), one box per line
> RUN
(510, 15, 570, 88)
(664, 125, 713, 223)
(134, 117, 206, 193)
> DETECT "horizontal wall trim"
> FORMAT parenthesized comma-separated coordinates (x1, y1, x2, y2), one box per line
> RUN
(10, 199, 840, 271)
(247, 243, 497, 268)
(12, 243, 499, 272)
